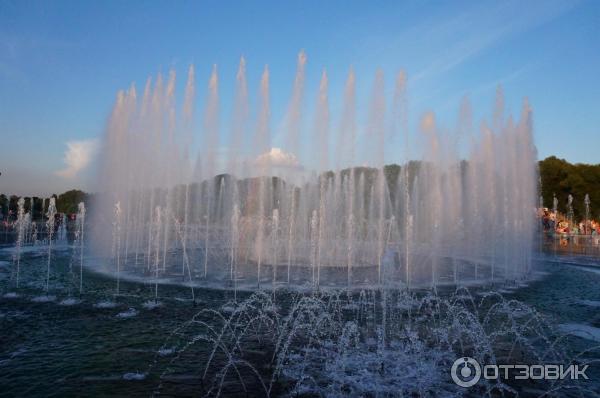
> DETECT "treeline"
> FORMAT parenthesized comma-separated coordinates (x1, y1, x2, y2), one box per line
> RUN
(539, 156, 600, 221)
(1, 156, 598, 222)
(0, 190, 90, 220)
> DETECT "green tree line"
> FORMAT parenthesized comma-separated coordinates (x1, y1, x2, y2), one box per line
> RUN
(539, 156, 600, 221)
(0, 190, 90, 220)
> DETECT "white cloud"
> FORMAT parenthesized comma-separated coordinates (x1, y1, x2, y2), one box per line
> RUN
(255, 147, 303, 170)
(55, 139, 99, 179)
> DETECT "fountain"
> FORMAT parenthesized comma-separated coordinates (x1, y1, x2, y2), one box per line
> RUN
(584, 193, 591, 233)
(3, 52, 600, 398)
(14, 198, 27, 289)
(3, 198, 29, 298)
(112, 201, 122, 296)
(88, 52, 538, 291)
(567, 194, 574, 228)
(152, 206, 162, 304)
(151, 288, 594, 397)
(45, 198, 56, 292)
(28, 197, 58, 302)
(77, 202, 86, 294)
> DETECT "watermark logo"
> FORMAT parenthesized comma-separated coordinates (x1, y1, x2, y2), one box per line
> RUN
(451, 357, 481, 387)
(451, 357, 589, 387)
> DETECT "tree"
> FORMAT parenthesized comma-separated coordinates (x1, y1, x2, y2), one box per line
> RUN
(56, 190, 88, 214)
(539, 156, 600, 221)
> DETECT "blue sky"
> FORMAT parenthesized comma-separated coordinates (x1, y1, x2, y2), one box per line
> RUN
(0, 0, 599, 195)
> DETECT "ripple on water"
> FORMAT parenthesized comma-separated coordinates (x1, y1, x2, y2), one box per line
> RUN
(0, 347, 27, 367)
(3, 292, 20, 299)
(122, 372, 146, 381)
(31, 295, 56, 303)
(0, 310, 28, 320)
(94, 300, 118, 309)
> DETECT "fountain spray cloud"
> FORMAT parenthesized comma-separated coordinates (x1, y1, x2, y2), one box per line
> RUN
(91, 53, 538, 289)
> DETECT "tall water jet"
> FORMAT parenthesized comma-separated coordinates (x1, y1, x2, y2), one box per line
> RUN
(420, 111, 441, 288)
(271, 208, 279, 285)
(552, 192, 559, 258)
(45, 198, 57, 293)
(58, 213, 67, 242)
(337, 68, 356, 170)
(254, 66, 271, 288)
(112, 201, 122, 296)
(310, 209, 318, 287)
(202, 65, 220, 278)
(230, 204, 240, 300)
(315, 75, 330, 182)
(179, 66, 196, 283)
(553, 193, 559, 237)
(227, 57, 249, 177)
(13, 198, 27, 289)
(393, 70, 411, 288)
(173, 213, 194, 302)
(286, 190, 296, 284)
(317, 180, 326, 287)
(153, 206, 162, 303)
(182, 64, 196, 165)
(567, 194, 574, 231)
(539, 195, 544, 251)
(77, 202, 86, 295)
(366, 70, 386, 285)
(284, 50, 307, 172)
(584, 194, 591, 233)
(338, 68, 357, 288)
(160, 71, 177, 276)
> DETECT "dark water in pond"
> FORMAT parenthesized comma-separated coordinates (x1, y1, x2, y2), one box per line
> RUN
(1, 244, 600, 397)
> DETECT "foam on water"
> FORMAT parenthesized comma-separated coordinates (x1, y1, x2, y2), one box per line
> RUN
(116, 308, 138, 318)
(31, 295, 56, 303)
(59, 298, 81, 306)
(157, 348, 175, 357)
(94, 300, 118, 309)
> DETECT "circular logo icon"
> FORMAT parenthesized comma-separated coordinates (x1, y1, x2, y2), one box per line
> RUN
(451, 357, 481, 387)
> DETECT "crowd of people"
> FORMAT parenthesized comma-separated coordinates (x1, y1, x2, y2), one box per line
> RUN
(538, 207, 600, 247)
(539, 208, 599, 235)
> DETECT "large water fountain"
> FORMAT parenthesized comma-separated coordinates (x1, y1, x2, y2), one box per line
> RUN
(3, 54, 600, 398)
(90, 52, 537, 292)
